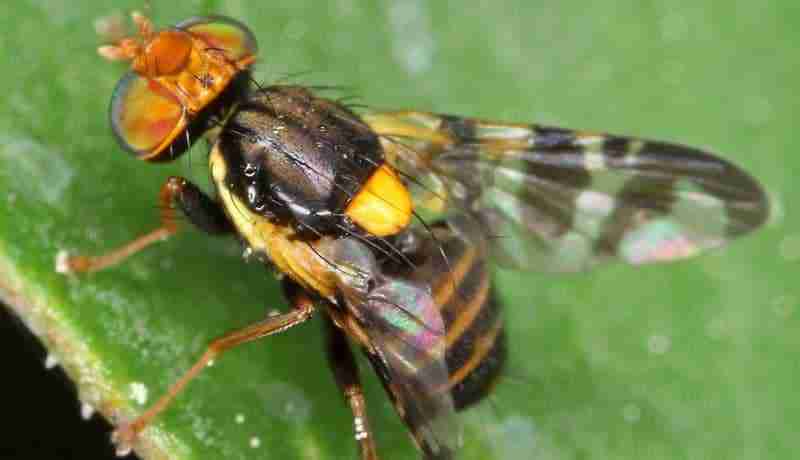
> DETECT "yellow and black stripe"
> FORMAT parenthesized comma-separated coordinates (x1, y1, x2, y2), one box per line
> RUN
(401, 222, 507, 411)
(359, 221, 505, 459)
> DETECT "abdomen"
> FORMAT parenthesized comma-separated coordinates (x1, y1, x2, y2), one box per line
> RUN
(393, 221, 507, 410)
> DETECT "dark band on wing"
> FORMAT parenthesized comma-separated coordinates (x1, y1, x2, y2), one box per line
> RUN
(366, 110, 769, 272)
(439, 114, 478, 142)
(531, 125, 578, 150)
(595, 173, 678, 257)
(596, 139, 768, 255)
(619, 141, 770, 236)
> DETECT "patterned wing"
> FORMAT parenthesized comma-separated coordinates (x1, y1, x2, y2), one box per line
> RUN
(364, 111, 769, 271)
(325, 238, 461, 458)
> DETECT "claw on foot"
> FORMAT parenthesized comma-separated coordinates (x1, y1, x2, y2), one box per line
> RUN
(55, 250, 74, 274)
(111, 423, 138, 457)
(55, 250, 94, 274)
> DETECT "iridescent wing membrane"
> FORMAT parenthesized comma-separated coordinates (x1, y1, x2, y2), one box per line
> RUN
(327, 238, 461, 458)
(365, 111, 769, 272)
(347, 110, 768, 456)
(356, 278, 460, 458)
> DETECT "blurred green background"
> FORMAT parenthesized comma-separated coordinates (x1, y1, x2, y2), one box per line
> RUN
(0, 1, 795, 459)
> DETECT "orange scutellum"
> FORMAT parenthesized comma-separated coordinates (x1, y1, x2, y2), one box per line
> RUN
(345, 164, 413, 237)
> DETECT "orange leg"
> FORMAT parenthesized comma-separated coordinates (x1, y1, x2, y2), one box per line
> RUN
(57, 176, 231, 274)
(346, 385, 378, 460)
(114, 296, 315, 456)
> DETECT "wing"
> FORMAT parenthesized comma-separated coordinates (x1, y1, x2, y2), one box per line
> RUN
(325, 238, 461, 458)
(363, 111, 770, 272)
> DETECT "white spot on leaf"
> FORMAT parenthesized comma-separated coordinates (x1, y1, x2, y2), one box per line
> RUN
(0, 135, 74, 206)
(256, 381, 312, 423)
(647, 334, 671, 355)
(129, 382, 148, 405)
(387, 0, 434, 75)
(622, 403, 642, 423)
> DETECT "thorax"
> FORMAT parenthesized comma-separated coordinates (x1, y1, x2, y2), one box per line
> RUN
(209, 144, 340, 299)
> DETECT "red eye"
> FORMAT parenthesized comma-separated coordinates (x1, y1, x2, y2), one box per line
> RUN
(109, 72, 187, 160)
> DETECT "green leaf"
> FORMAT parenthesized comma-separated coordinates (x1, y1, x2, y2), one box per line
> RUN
(0, 1, 795, 459)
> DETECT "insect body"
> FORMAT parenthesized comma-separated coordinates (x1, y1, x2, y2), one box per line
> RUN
(60, 12, 769, 460)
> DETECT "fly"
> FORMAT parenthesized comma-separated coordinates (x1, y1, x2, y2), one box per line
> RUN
(58, 12, 769, 459)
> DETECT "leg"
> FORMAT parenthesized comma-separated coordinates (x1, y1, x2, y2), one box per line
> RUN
(113, 295, 315, 455)
(323, 315, 379, 460)
(57, 176, 232, 274)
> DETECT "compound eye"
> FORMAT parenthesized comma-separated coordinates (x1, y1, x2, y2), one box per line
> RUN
(109, 72, 187, 161)
(177, 15, 258, 61)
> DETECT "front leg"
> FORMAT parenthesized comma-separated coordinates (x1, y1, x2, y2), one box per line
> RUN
(57, 176, 232, 273)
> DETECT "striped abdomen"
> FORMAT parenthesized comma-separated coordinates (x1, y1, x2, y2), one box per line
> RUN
(359, 221, 506, 458)
(398, 222, 507, 410)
